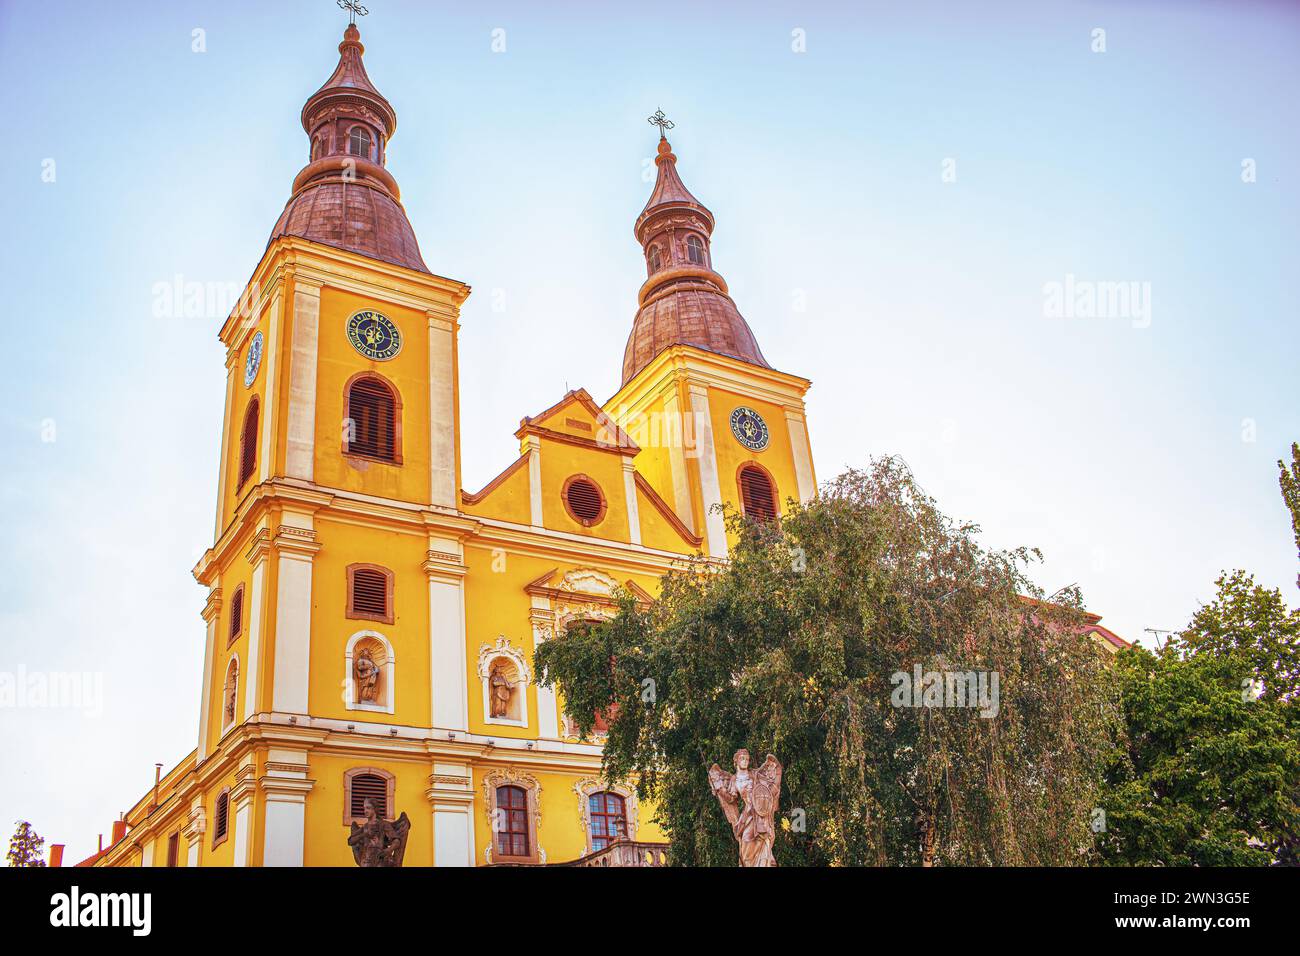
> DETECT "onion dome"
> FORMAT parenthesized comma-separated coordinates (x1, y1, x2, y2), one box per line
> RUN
(621, 133, 769, 385)
(267, 24, 428, 273)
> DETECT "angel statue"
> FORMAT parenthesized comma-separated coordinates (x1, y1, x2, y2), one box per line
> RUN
(347, 798, 412, 867)
(708, 749, 783, 867)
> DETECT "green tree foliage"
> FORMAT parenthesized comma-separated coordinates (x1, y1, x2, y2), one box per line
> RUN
(1097, 645, 1300, 866)
(1280, 442, 1300, 590)
(1098, 440, 1300, 865)
(6, 820, 47, 868)
(536, 458, 1119, 865)
(1180, 571, 1300, 704)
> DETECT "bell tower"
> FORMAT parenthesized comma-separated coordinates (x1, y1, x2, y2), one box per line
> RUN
(191, 20, 475, 866)
(607, 117, 816, 556)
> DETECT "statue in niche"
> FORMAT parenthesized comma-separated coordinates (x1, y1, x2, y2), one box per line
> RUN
(224, 671, 237, 725)
(354, 647, 379, 703)
(347, 798, 411, 868)
(708, 750, 783, 867)
(489, 661, 514, 718)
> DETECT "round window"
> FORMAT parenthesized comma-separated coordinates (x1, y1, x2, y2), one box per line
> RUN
(563, 476, 606, 527)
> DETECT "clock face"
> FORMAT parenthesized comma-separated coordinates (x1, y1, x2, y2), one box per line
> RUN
(730, 406, 770, 451)
(243, 332, 263, 388)
(346, 310, 403, 361)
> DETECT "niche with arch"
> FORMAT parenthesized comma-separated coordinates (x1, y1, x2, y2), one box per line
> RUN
(345, 631, 395, 715)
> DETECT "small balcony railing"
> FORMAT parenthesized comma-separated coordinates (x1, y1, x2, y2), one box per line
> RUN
(565, 840, 669, 867)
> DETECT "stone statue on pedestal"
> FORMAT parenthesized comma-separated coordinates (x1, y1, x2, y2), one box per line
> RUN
(708, 749, 782, 867)
(347, 797, 411, 867)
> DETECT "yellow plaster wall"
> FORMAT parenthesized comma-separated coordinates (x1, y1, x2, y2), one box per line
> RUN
(311, 286, 431, 504)
(301, 752, 434, 867)
(307, 516, 431, 724)
(707, 386, 802, 530)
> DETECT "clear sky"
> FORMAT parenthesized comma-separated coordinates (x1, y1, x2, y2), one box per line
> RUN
(2, 0, 1297, 863)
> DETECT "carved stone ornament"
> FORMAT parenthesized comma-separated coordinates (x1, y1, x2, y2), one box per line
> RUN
(347, 798, 411, 867)
(476, 636, 530, 682)
(708, 750, 783, 867)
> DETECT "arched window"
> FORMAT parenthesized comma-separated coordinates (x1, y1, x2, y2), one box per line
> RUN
(348, 126, 372, 160)
(648, 245, 662, 273)
(227, 585, 244, 645)
(237, 397, 259, 487)
(311, 134, 326, 161)
(495, 785, 530, 858)
(686, 234, 706, 266)
(212, 789, 230, 848)
(347, 564, 393, 624)
(738, 463, 777, 522)
(588, 791, 628, 851)
(345, 769, 393, 824)
(344, 375, 400, 463)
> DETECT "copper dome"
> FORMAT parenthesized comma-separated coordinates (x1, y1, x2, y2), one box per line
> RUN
(267, 24, 429, 273)
(621, 136, 769, 385)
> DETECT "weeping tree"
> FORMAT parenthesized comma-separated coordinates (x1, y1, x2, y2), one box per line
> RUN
(535, 458, 1120, 866)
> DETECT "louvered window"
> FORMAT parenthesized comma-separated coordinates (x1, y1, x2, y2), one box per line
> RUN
(349, 772, 389, 820)
(346, 377, 398, 462)
(238, 398, 259, 487)
(648, 245, 662, 273)
(495, 785, 530, 858)
(228, 586, 243, 644)
(564, 476, 605, 526)
(349, 566, 391, 622)
(212, 791, 230, 846)
(738, 465, 777, 522)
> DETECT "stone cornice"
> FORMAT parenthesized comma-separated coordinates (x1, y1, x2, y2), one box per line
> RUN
(605, 342, 811, 414)
(220, 240, 470, 347)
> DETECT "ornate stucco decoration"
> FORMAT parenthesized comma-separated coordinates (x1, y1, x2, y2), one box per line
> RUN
(478, 637, 530, 727)
(481, 768, 545, 865)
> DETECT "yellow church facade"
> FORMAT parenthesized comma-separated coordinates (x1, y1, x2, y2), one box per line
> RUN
(90, 23, 815, 868)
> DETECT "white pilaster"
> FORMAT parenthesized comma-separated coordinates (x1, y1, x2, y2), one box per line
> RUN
(428, 308, 459, 509)
(425, 543, 468, 732)
(214, 362, 237, 537)
(285, 279, 321, 480)
(785, 407, 816, 504)
(530, 605, 559, 739)
(427, 764, 475, 867)
(622, 458, 641, 545)
(662, 387, 694, 528)
(242, 532, 270, 721)
(260, 749, 314, 867)
(688, 383, 727, 557)
(230, 762, 257, 867)
(196, 588, 222, 763)
(258, 290, 283, 483)
(270, 514, 320, 715)
(183, 799, 205, 868)
(526, 434, 543, 527)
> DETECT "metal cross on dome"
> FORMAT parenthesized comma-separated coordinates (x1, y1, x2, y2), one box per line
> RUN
(647, 109, 675, 137)
(338, 0, 369, 25)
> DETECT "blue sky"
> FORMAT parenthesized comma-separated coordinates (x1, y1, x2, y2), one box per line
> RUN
(1, 0, 1297, 862)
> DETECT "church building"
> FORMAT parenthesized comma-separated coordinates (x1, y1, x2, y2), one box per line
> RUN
(89, 19, 819, 867)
